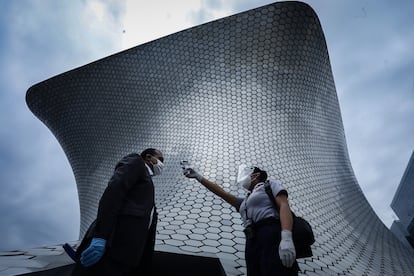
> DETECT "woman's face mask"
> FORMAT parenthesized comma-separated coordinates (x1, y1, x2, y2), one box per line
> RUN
(237, 165, 255, 190)
(238, 176, 251, 190)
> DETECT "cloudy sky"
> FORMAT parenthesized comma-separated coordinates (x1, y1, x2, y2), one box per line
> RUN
(0, 0, 413, 251)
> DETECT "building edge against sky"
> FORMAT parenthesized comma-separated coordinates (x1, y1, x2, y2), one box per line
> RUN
(11, 1, 414, 275)
(391, 150, 414, 251)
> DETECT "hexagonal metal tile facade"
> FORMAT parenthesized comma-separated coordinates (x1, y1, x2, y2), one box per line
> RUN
(26, 2, 414, 275)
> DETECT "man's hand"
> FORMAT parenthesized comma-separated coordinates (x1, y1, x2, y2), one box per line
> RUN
(279, 230, 296, 267)
(183, 168, 203, 181)
(80, 238, 107, 267)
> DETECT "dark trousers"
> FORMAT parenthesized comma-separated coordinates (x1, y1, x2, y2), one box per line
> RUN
(133, 213, 157, 275)
(71, 254, 132, 276)
(71, 214, 157, 276)
(245, 218, 299, 276)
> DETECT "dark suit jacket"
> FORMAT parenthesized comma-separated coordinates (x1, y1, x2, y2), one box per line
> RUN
(78, 153, 155, 266)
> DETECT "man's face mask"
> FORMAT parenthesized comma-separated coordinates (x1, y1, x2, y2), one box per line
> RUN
(237, 165, 255, 190)
(152, 158, 164, 176)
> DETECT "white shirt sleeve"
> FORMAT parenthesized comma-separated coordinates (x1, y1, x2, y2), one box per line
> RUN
(269, 178, 287, 197)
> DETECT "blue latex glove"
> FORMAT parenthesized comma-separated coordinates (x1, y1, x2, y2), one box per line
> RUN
(80, 238, 107, 267)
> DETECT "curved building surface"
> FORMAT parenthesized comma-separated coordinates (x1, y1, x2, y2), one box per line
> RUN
(26, 1, 414, 275)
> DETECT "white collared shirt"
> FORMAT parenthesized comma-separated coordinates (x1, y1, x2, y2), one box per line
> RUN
(145, 163, 155, 229)
(238, 179, 286, 226)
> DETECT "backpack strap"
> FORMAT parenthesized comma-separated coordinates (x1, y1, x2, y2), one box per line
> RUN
(264, 180, 280, 212)
(265, 180, 296, 218)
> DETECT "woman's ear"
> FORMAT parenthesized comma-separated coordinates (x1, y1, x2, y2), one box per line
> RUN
(251, 173, 260, 182)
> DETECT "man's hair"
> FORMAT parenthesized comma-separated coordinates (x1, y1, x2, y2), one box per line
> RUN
(140, 148, 158, 158)
(253, 167, 268, 182)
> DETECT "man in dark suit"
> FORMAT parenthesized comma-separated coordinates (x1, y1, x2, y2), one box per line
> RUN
(71, 148, 164, 276)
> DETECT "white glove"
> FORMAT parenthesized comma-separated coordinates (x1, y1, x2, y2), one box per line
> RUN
(279, 230, 296, 267)
(183, 168, 203, 181)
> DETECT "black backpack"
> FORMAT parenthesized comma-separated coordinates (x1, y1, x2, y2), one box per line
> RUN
(264, 181, 315, 258)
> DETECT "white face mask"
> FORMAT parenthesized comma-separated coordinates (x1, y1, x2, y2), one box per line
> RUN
(238, 177, 251, 190)
(152, 159, 164, 176)
(237, 165, 254, 190)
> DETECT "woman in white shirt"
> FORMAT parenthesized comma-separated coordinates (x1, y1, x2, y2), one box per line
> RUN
(184, 166, 299, 276)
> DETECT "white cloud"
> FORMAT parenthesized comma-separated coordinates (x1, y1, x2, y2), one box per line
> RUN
(0, 0, 126, 251)
(120, 0, 203, 49)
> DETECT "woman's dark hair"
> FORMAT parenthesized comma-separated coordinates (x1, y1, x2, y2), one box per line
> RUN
(253, 167, 268, 182)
